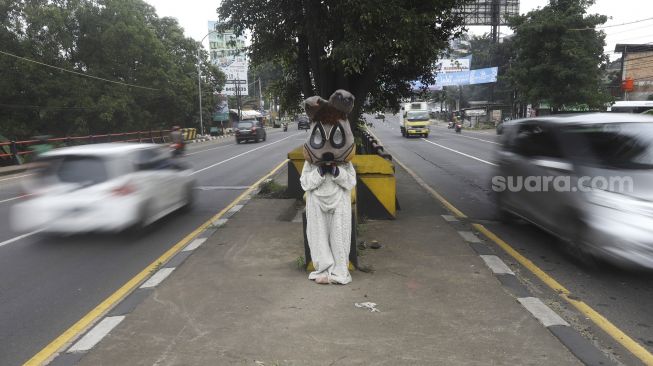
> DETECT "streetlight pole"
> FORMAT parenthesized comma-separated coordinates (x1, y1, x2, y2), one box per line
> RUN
(197, 30, 220, 136)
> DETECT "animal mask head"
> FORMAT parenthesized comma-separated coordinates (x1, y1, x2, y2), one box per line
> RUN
(302, 89, 355, 165)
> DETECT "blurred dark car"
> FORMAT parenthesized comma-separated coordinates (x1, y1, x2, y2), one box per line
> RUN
(495, 113, 653, 269)
(297, 115, 310, 130)
(235, 119, 266, 143)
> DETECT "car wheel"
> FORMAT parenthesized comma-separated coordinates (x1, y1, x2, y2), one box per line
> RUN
(495, 190, 516, 223)
(564, 215, 601, 269)
(236, 139, 241, 144)
(255, 136, 260, 143)
(263, 134, 266, 142)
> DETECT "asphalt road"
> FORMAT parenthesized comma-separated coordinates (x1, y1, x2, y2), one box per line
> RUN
(0, 128, 307, 366)
(369, 113, 653, 365)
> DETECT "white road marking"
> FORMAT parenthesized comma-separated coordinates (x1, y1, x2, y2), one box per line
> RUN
(441, 215, 459, 222)
(191, 133, 300, 175)
(229, 204, 244, 213)
(182, 238, 207, 252)
(67, 316, 125, 353)
(140, 267, 175, 288)
(0, 173, 33, 182)
(436, 131, 500, 145)
(0, 229, 43, 248)
(212, 218, 228, 227)
(421, 139, 498, 166)
(0, 195, 27, 204)
(480, 255, 515, 275)
(518, 297, 570, 327)
(458, 231, 482, 243)
(195, 186, 249, 191)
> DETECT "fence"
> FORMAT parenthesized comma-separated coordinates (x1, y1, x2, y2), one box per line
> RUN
(360, 130, 392, 161)
(0, 129, 172, 166)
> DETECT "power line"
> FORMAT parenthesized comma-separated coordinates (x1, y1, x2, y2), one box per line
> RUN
(0, 50, 160, 91)
(569, 16, 653, 31)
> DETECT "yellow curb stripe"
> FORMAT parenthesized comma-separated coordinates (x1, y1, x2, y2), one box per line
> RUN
(24, 159, 288, 366)
(473, 223, 653, 366)
(389, 148, 653, 365)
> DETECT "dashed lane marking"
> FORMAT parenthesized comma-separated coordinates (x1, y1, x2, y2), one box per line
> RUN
(139, 268, 175, 289)
(66, 316, 125, 353)
(420, 138, 498, 166)
(480, 255, 515, 275)
(182, 238, 207, 252)
(458, 231, 482, 243)
(518, 297, 570, 327)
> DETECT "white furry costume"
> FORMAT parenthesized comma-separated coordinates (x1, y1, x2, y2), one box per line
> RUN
(301, 161, 356, 284)
(300, 89, 357, 285)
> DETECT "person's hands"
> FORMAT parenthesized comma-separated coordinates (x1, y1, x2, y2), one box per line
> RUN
(330, 164, 340, 177)
(317, 164, 339, 176)
(317, 165, 328, 176)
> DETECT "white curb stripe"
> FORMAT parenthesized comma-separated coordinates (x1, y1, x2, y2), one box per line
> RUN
(182, 238, 207, 252)
(458, 231, 481, 243)
(441, 215, 459, 222)
(229, 204, 243, 213)
(518, 297, 570, 327)
(67, 316, 125, 353)
(480, 255, 515, 275)
(212, 218, 228, 227)
(140, 267, 175, 289)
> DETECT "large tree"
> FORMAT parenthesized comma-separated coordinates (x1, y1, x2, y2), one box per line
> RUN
(218, 0, 468, 123)
(506, 0, 610, 111)
(0, 0, 224, 140)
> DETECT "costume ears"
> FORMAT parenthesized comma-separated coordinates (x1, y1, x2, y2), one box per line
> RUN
(303, 90, 355, 120)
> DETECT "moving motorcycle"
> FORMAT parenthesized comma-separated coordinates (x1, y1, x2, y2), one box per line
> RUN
(170, 142, 185, 157)
(283, 122, 288, 132)
(447, 122, 454, 129)
(455, 123, 462, 134)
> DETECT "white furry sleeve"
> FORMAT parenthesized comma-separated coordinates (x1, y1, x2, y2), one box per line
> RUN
(300, 162, 325, 192)
(333, 162, 356, 191)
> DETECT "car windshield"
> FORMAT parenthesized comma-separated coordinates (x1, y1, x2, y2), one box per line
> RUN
(35, 155, 109, 186)
(238, 121, 254, 128)
(407, 111, 430, 121)
(563, 123, 653, 169)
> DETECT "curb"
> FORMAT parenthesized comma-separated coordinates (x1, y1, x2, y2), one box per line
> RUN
(42, 160, 288, 366)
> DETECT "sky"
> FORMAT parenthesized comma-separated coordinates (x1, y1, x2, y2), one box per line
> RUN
(144, 0, 652, 60)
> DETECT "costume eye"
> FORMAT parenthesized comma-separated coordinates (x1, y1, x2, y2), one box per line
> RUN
(329, 123, 346, 148)
(310, 123, 326, 149)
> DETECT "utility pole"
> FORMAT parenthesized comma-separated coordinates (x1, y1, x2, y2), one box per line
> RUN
(258, 78, 263, 111)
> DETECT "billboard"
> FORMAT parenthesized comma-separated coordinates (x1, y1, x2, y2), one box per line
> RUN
(436, 56, 472, 74)
(208, 21, 248, 96)
(411, 67, 499, 90)
(455, 0, 519, 26)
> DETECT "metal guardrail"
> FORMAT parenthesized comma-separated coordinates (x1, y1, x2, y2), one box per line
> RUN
(360, 130, 392, 161)
(0, 129, 172, 166)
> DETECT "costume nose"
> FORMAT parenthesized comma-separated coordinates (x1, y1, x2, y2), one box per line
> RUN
(321, 152, 334, 162)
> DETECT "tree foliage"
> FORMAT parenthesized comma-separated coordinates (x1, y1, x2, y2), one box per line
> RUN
(506, 0, 610, 111)
(0, 0, 225, 139)
(218, 0, 468, 122)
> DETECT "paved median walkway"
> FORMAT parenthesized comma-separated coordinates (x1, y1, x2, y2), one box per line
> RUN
(69, 165, 581, 366)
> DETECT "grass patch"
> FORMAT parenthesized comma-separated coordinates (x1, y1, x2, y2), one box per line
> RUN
(258, 179, 291, 199)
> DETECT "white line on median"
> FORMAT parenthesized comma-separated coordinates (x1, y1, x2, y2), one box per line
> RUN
(518, 297, 570, 327)
(191, 133, 300, 175)
(421, 139, 498, 166)
(0, 173, 33, 182)
(140, 267, 175, 288)
(441, 215, 459, 222)
(0, 229, 43, 248)
(480, 255, 515, 275)
(67, 316, 125, 353)
(458, 231, 482, 243)
(182, 238, 207, 252)
(0, 195, 27, 204)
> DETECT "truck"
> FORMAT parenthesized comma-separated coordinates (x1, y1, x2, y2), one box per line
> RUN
(400, 102, 431, 138)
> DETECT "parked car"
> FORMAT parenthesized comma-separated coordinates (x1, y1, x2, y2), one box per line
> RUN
(495, 113, 653, 269)
(297, 115, 311, 130)
(10, 143, 195, 234)
(235, 119, 266, 143)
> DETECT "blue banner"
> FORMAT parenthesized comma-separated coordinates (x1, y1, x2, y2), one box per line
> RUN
(412, 66, 498, 90)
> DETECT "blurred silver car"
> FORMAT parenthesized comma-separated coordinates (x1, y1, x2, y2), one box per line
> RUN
(495, 113, 653, 269)
(11, 143, 195, 233)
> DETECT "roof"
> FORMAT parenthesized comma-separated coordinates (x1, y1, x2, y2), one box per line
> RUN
(509, 112, 653, 125)
(42, 142, 158, 158)
(614, 44, 653, 53)
(229, 109, 264, 119)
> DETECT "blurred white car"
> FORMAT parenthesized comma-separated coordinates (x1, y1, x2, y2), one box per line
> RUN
(11, 143, 194, 233)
